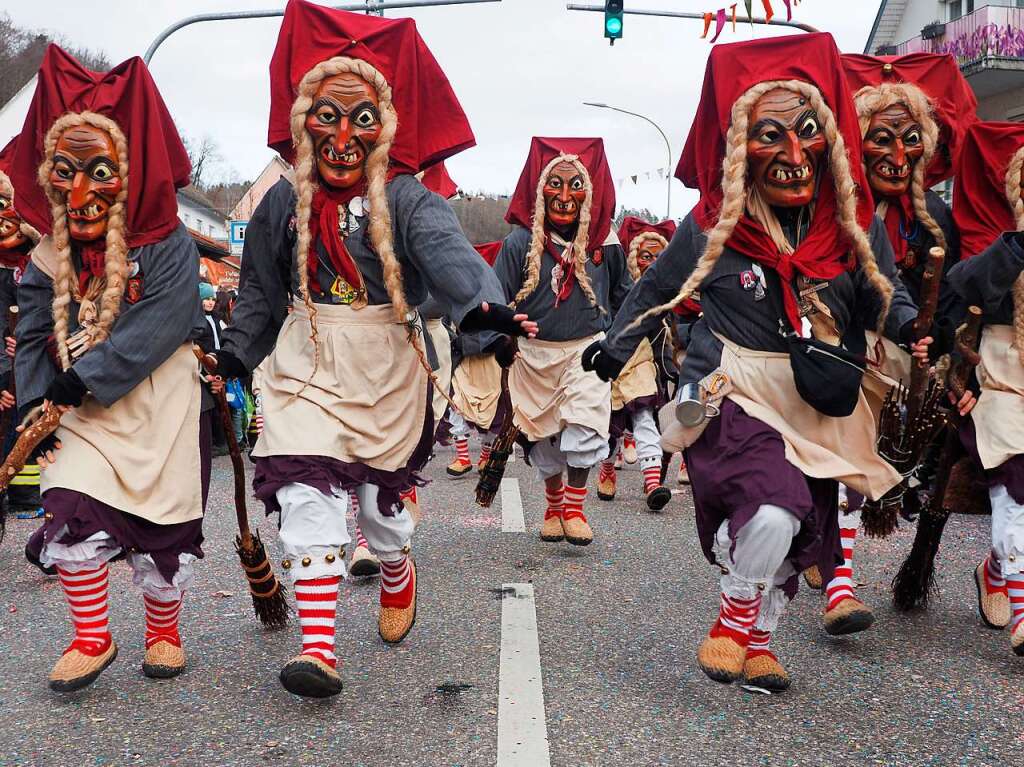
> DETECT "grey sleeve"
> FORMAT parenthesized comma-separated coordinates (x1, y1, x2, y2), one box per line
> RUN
(860, 216, 917, 344)
(606, 244, 634, 317)
(603, 217, 701, 363)
(72, 234, 202, 407)
(394, 183, 505, 327)
(947, 233, 1024, 315)
(491, 229, 528, 304)
(14, 262, 59, 407)
(0, 271, 15, 379)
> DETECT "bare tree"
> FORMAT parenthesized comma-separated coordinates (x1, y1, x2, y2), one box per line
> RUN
(184, 135, 223, 190)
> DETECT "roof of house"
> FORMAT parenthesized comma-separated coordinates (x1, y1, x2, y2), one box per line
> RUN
(188, 227, 230, 259)
(228, 155, 291, 221)
(864, 0, 907, 54)
(178, 184, 226, 222)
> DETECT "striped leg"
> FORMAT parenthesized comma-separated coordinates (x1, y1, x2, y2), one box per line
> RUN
(279, 575, 344, 698)
(49, 564, 118, 691)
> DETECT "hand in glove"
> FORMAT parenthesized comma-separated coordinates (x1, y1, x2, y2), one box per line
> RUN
(211, 349, 248, 380)
(45, 369, 87, 407)
(581, 341, 626, 382)
(460, 302, 538, 339)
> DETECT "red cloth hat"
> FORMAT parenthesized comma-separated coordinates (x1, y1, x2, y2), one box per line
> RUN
(473, 241, 501, 266)
(954, 121, 1024, 260)
(677, 33, 873, 331)
(841, 52, 977, 187)
(616, 216, 676, 250)
(10, 45, 191, 249)
(505, 136, 616, 250)
(420, 162, 458, 199)
(0, 136, 16, 190)
(268, 0, 475, 174)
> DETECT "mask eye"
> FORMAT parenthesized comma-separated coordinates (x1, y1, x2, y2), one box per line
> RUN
(315, 107, 337, 125)
(0, 198, 8, 211)
(570, 177, 584, 191)
(546, 176, 562, 189)
(870, 130, 892, 147)
(903, 129, 921, 146)
(92, 163, 117, 182)
(352, 107, 378, 129)
(53, 161, 74, 180)
(798, 117, 820, 139)
(757, 129, 781, 145)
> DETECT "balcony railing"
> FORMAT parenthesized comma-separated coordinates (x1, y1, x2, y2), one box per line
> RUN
(895, 5, 1024, 65)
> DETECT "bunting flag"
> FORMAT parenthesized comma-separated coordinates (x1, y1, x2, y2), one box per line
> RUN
(762, 0, 774, 22)
(631, 174, 638, 184)
(782, 0, 792, 20)
(730, 4, 737, 32)
(745, 0, 754, 26)
(710, 7, 727, 42)
(701, 12, 713, 38)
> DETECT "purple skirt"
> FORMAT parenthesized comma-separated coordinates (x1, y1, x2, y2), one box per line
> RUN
(961, 418, 1024, 505)
(684, 398, 841, 596)
(25, 410, 212, 584)
(254, 388, 435, 517)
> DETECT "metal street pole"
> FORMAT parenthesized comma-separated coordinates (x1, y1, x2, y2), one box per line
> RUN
(566, 3, 819, 33)
(144, 0, 500, 64)
(584, 102, 672, 220)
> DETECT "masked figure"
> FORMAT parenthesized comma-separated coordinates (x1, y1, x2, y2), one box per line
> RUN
(0, 137, 43, 518)
(212, 1, 532, 699)
(948, 121, 1024, 652)
(10, 46, 206, 692)
(446, 241, 506, 477)
(488, 136, 632, 547)
(808, 52, 978, 632)
(585, 34, 926, 691)
(595, 216, 677, 511)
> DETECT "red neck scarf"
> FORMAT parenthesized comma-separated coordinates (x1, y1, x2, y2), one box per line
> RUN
(881, 194, 917, 265)
(545, 236, 578, 307)
(307, 185, 365, 296)
(0, 243, 30, 272)
(77, 242, 108, 295)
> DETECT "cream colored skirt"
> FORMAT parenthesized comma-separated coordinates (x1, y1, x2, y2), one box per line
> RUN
(426, 318, 453, 425)
(452, 353, 502, 430)
(611, 338, 658, 410)
(972, 325, 1024, 469)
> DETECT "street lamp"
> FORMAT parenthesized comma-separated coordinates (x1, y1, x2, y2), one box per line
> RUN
(584, 101, 672, 220)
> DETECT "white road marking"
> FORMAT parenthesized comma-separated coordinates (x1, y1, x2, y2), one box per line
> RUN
(501, 477, 525, 533)
(497, 583, 551, 767)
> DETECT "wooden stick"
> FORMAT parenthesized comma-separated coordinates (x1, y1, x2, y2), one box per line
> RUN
(0, 306, 19, 453)
(0, 405, 61, 494)
(907, 247, 945, 423)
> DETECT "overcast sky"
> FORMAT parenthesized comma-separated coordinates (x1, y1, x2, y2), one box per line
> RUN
(5, 0, 879, 219)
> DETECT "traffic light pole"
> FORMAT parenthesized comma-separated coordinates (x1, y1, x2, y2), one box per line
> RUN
(144, 0, 500, 64)
(566, 3, 819, 33)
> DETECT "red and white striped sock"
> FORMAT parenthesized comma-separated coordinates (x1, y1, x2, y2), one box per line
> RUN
(709, 592, 761, 646)
(143, 593, 184, 649)
(380, 555, 414, 610)
(355, 525, 370, 550)
(348, 490, 361, 516)
(986, 554, 1006, 591)
(598, 459, 616, 482)
(57, 564, 112, 655)
(1007, 573, 1024, 633)
(747, 628, 776, 660)
(563, 484, 588, 522)
(400, 487, 417, 505)
(295, 576, 340, 668)
(454, 437, 470, 465)
(623, 434, 636, 452)
(479, 442, 493, 464)
(825, 525, 859, 611)
(640, 455, 662, 493)
(544, 483, 564, 520)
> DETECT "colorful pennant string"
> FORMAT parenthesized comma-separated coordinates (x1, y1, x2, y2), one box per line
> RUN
(699, 0, 808, 43)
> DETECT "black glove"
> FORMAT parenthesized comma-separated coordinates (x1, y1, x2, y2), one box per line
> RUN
(45, 369, 87, 407)
(30, 432, 61, 463)
(581, 341, 626, 382)
(213, 349, 248, 379)
(928, 317, 955, 362)
(460, 303, 530, 338)
(493, 337, 517, 369)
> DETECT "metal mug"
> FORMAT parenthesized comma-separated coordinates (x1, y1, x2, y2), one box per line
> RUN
(675, 381, 721, 427)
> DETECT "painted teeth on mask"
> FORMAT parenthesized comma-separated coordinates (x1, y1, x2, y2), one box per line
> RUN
(325, 147, 359, 164)
(879, 163, 910, 178)
(771, 166, 811, 182)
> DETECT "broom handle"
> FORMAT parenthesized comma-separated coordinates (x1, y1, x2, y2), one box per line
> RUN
(908, 247, 945, 422)
(0, 306, 19, 448)
(193, 347, 252, 546)
(0, 405, 61, 493)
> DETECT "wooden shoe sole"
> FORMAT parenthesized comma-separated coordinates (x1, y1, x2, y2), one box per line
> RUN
(379, 562, 417, 645)
(696, 636, 744, 684)
(824, 599, 875, 636)
(539, 517, 564, 542)
(802, 565, 822, 590)
(279, 655, 343, 698)
(349, 550, 381, 578)
(49, 643, 118, 692)
(974, 563, 1011, 629)
(142, 640, 186, 679)
(743, 655, 791, 692)
(645, 486, 672, 512)
(446, 463, 473, 478)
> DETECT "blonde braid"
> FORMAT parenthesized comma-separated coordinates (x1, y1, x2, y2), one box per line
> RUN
(289, 56, 405, 377)
(37, 111, 130, 371)
(854, 83, 947, 252)
(626, 232, 669, 281)
(563, 155, 602, 313)
(1004, 146, 1024, 365)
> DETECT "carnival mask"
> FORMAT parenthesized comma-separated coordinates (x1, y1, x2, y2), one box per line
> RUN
(746, 88, 827, 209)
(543, 161, 587, 230)
(863, 103, 923, 199)
(0, 191, 27, 252)
(636, 238, 665, 275)
(305, 72, 383, 190)
(49, 125, 122, 243)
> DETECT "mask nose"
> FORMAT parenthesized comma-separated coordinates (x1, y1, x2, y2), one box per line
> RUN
(69, 172, 92, 210)
(332, 117, 354, 154)
(781, 131, 803, 167)
(892, 139, 907, 170)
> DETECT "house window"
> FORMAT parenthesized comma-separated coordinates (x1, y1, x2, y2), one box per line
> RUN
(948, 0, 974, 20)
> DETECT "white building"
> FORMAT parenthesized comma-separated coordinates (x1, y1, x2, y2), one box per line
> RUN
(866, 0, 1024, 121)
(177, 184, 228, 241)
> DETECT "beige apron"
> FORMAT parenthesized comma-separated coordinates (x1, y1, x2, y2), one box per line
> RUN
(865, 330, 913, 386)
(43, 344, 203, 525)
(611, 339, 658, 410)
(452, 353, 502, 430)
(662, 335, 900, 500)
(426, 318, 453, 424)
(972, 325, 1024, 469)
(253, 301, 428, 472)
(509, 333, 611, 442)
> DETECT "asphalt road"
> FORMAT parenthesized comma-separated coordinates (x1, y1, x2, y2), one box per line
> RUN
(0, 440, 1017, 767)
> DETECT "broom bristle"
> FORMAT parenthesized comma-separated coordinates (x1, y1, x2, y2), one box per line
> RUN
(862, 497, 900, 538)
(236, 529, 290, 629)
(892, 509, 950, 612)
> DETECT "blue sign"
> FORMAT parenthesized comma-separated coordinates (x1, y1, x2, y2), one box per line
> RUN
(229, 220, 248, 245)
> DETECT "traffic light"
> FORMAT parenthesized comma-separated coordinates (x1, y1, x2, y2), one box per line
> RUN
(604, 0, 624, 44)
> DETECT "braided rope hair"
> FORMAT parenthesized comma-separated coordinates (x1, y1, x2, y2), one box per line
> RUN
(632, 80, 894, 332)
(289, 56, 405, 375)
(1004, 145, 1024, 365)
(626, 232, 670, 281)
(511, 153, 602, 312)
(38, 111, 130, 372)
(853, 82, 947, 253)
